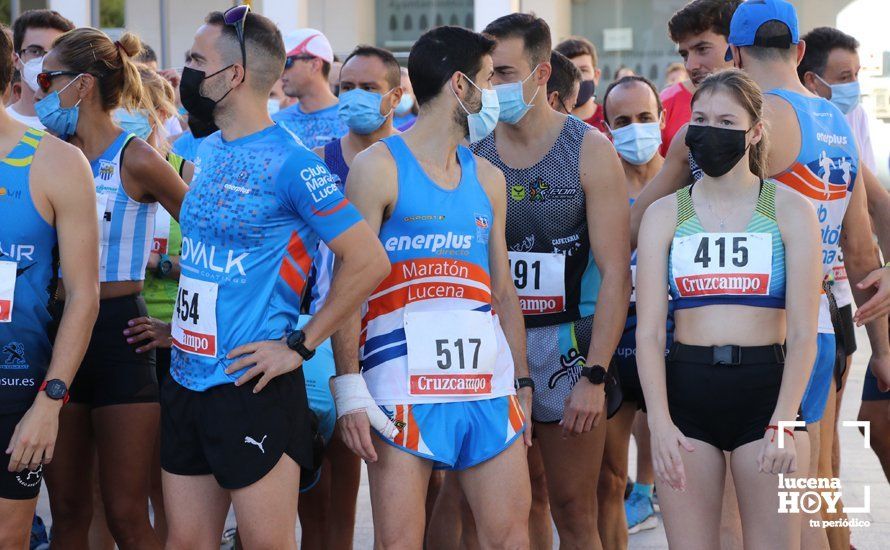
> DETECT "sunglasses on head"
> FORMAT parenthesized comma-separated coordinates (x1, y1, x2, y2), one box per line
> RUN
(37, 70, 80, 93)
(284, 55, 315, 70)
(224, 4, 249, 70)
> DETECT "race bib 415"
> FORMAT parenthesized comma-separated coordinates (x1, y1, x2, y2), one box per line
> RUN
(671, 233, 773, 297)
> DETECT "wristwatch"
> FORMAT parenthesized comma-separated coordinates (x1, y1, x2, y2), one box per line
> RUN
(580, 365, 611, 386)
(515, 377, 535, 392)
(286, 329, 315, 361)
(39, 379, 69, 404)
(157, 254, 173, 278)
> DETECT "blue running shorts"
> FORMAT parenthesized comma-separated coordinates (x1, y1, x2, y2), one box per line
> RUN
(801, 333, 836, 423)
(375, 395, 525, 471)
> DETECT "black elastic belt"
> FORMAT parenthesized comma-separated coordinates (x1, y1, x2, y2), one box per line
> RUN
(669, 343, 785, 366)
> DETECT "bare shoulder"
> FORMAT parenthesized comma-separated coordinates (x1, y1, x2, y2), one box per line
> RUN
(580, 127, 616, 158)
(641, 192, 679, 233)
(473, 154, 506, 191)
(311, 145, 324, 159)
(774, 183, 817, 224)
(31, 133, 93, 196)
(121, 137, 166, 174)
(350, 141, 396, 182)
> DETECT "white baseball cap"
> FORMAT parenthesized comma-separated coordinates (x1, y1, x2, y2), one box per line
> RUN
(283, 28, 334, 64)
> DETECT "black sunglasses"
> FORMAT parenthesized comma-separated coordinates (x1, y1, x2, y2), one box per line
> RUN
(224, 4, 249, 70)
(37, 70, 80, 93)
(284, 55, 315, 70)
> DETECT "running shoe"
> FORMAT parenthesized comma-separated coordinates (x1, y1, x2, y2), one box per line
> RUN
(30, 514, 49, 550)
(625, 491, 658, 534)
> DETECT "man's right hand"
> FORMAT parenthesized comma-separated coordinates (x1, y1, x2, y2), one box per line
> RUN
(560, 378, 605, 438)
(338, 412, 378, 462)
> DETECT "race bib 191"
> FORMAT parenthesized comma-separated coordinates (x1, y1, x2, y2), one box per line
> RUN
(404, 310, 498, 397)
(0, 261, 16, 323)
(172, 274, 218, 357)
(508, 251, 566, 315)
(671, 233, 772, 297)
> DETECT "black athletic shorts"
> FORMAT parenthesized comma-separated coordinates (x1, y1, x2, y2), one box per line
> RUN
(161, 369, 314, 490)
(155, 347, 171, 388)
(834, 304, 857, 391)
(666, 343, 806, 452)
(0, 412, 44, 500)
(53, 294, 158, 407)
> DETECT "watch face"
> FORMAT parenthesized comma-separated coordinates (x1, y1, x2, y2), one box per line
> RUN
(46, 379, 67, 399)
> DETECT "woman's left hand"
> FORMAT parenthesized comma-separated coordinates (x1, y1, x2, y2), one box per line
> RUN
(757, 426, 798, 475)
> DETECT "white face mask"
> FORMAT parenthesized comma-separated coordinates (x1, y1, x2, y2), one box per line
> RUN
(22, 56, 44, 92)
(267, 98, 281, 116)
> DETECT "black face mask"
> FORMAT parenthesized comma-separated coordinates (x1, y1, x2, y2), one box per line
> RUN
(576, 79, 595, 106)
(180, 65, 235, 123)
(187, 111, 219, 138)
(685, 125, 749, 178)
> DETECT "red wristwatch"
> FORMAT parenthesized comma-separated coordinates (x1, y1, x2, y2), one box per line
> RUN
(39, 379, 70, 404)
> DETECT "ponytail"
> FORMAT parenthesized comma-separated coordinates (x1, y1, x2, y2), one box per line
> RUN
(52, 28, 148, 113)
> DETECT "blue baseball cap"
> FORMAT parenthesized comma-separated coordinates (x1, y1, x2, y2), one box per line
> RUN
(725, 0, 799, 61)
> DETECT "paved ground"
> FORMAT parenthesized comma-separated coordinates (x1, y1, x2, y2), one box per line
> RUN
(34, 328, 890, 548)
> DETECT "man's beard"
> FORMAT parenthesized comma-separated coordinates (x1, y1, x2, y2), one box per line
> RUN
(452, 85, 481, 136)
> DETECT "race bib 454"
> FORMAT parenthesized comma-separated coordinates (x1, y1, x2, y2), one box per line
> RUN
(172, 274, 218, 357)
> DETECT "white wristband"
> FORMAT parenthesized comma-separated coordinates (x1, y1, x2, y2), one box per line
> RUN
(332, 373, 398, 440)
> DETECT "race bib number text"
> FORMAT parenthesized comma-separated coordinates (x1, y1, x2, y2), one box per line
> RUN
(671, 233, 772, 297)
(404, 310, 497, 397)
(172, 275, 218, 357)
(508, 251, 566, 315)
(0, 262, 16, 323)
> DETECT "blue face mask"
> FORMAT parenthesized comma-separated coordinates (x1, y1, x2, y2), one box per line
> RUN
(395, 93, 414, 116)
(494, 65, 541, 124)
(114, 108, 153, 141)
(816, 74, 860, 115)
(338, 88, 395, 135)
(267, 98, 281, 116)
(608, 122, 662, 165)
(35, 74, 83, 139)
(452, 73, 500, 143)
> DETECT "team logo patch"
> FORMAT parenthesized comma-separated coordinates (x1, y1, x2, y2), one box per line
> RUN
(474, 214, 490, 244)
(1, 342, 26, 370)
(510, 185, 526, 201)
(548, 348, 585, 389)
(528, 178, 549, 202)
(98, 160, 115, 181)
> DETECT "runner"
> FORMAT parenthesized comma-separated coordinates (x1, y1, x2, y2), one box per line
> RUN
(301, 44, 404, 550)
(0, 27, 98, 549)
(636, 68, 819, 550)
(797, 26, 890, 548)
(33, 28, 187, 548)
(554, 36, 607, 132)
(661, 0, 740, 155)
(161, 8, 388, 548)
(546, 50, 581, 115)
(598, 75, 669, 544)
(393, 67, 418, 130)
(273, 28, 348, 148)
(630, 3, 890, 545)
(8, 9, 74, 129)
(331, 25, 533, 549)
(474, 14, 630, 549)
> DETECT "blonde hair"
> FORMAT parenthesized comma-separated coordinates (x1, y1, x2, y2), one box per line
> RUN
(52, 28, 147, 113)
(692, 69, 768, 178)
(136, 65, 176, 154)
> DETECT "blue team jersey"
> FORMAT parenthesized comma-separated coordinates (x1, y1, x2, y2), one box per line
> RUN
(170, 124, 362, 391)
(273, 103, 348, 150)
(0, 128, 57, 414)
(171, 130, 207, 163)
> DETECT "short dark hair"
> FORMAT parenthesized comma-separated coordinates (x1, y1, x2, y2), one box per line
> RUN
(483, 13, 551, 68)
(798, 27, 859, 81)
(602, 75, 663, 124)
(668, 0, 741, 44)
(342, 45, 401, 89)
(408, 26, 495, 107)
(0, 26, 12, 93)
(555, 36, 597, 67)
(205, 11, 285, 91)
(547, 50, 581, 101)
(742, 20, 796, 62)
(135, 43, 157, 64)
(321, 60, 331, 78)
(12, 9, 74, 53)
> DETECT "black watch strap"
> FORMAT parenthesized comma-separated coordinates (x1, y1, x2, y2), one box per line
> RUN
(581, 365, 608, 385)
(515, 377, 535, 392)
(286, 329, 315, 361)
